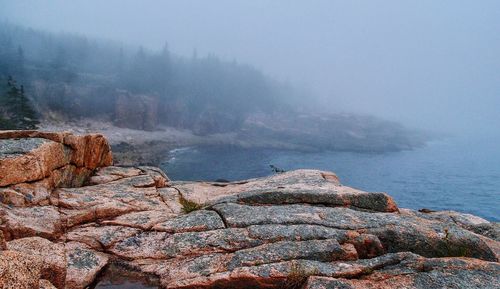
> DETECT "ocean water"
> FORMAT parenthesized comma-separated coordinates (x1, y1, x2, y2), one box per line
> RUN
(161, 137, 499, 222)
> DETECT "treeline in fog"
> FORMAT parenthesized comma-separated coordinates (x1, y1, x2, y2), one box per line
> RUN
(0, 22, 427, 152)
(0, 22, 299, 133)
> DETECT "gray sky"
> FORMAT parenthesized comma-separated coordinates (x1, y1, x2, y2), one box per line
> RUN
(1, 0, 499, 135)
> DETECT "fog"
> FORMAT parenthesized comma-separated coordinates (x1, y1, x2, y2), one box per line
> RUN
(1, 0, 499, 136)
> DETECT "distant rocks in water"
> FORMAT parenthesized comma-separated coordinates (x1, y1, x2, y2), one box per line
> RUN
(238, 112, 429, 153)
(0, 131, 498, 288)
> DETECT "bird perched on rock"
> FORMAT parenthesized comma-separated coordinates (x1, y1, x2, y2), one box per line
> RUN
(270, 164, 286, 173)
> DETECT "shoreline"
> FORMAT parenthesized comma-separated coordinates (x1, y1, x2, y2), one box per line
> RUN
(39, 118, 428, 166)
(39, 119, 204, 166)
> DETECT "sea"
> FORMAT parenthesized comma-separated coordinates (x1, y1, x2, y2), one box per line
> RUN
(160, 136, 499, 222)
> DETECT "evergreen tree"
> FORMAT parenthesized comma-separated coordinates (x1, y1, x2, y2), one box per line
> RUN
(18, 85, 40, 129)
(1, 76, 39, 129)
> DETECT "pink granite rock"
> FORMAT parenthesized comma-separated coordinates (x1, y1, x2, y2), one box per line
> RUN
(0, 131, 498, 288)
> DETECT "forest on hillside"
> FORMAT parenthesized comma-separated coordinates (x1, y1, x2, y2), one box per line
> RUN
(0, 22, 302, 134)
(0, 22, 427, 152)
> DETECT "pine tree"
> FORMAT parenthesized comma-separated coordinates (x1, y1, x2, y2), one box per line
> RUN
(4, 76, 19, 111)
(17, 85, 39, 129)
(1, 76, 39, 129)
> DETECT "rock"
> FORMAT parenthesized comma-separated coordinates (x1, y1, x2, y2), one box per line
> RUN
(246, 224, 352, 243)
(0, 205, 63, 241)
(0, 188, 26, 206)
(109, 231, 170, 260)
(0, 137, 69, 186)
(101, 210, 174, 230)
(402, 208, 500, 242)
(212, 203, 498, 261)
(89, 166, 143, 185)
(0, 131, 112, 209)
(152, 210, 225, 233)
(304, 257, 500, 289)
(39, 279, 58, 289)
(173, 169, 398, 212)
(114, 93, 159, 131)
(159, 252, 419, 288)
(0, 130, 69, 142)
(66, 224, 141, 250)
(65, 242, 109, 289)
(0, 231, 6, 250)
(7, 237, 66, 288)
(139, 166, 170, 188)
(0, 131, 498, 288)
(158, 187, 184, 214)
(0, 250, 43, 289)
(0, 131, 112, 184)
(227, 239, 357, 268)
(56, 174, 171, 228)
(63, 133, 113, 169)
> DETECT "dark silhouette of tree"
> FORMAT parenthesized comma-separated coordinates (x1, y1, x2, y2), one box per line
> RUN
(1, 76, 39, 129)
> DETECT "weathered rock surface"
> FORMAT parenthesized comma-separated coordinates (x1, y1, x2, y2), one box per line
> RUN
(304, 257, 500, 289)
(7, 237, 66, 288)
(171, 170, 398, 213)
(65, 241, 109, 289)
(0, 250, 53, 289)
(0, 131, 112, 209)
(0, 131, 498, 289)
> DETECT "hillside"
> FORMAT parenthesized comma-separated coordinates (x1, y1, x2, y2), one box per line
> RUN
(0, 22, 427, 154)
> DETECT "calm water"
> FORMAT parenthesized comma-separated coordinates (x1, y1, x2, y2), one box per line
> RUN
(93, 263, 159, 289)
(161, 137, 499, 221)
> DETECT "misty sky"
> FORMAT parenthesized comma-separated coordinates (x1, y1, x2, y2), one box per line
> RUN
(1, 0, 499, 135)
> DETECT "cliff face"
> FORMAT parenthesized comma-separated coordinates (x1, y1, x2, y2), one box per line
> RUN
(0, 132, 498, 289)
(114, 92, 160, 131)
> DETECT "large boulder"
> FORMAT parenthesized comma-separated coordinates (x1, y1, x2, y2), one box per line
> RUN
(171, 169, 398, 212)
(0, 131, 112, 207)
(0, 137, 70, 187)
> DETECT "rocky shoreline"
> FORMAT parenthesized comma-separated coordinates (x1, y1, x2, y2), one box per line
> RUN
(38, 116, 429, 167)
(0, 131, 498, 288)
(39, 120, 203, 166)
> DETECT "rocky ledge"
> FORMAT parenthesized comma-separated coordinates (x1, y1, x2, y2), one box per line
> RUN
(0, 131, 498, 289)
